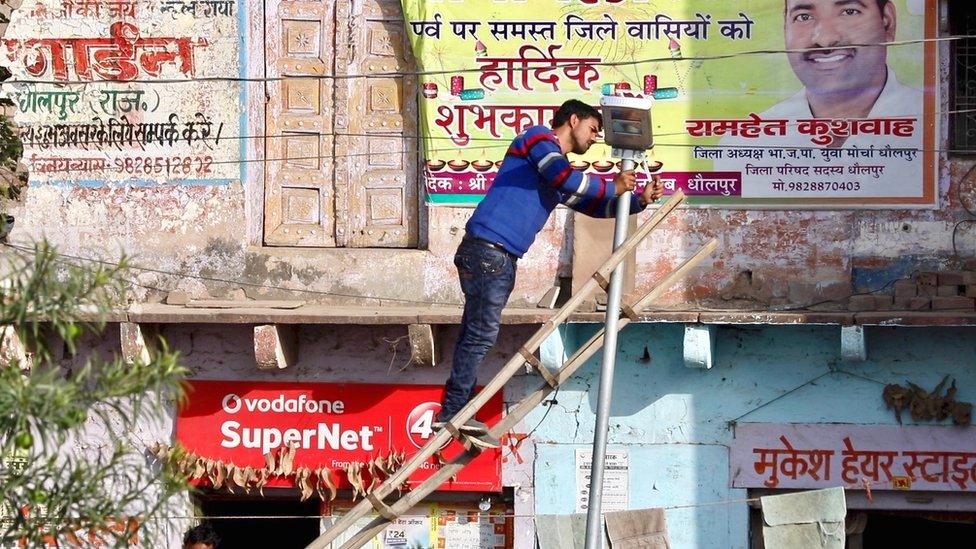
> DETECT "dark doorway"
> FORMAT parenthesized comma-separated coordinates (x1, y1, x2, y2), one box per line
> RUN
(198, 496, 320, 549)
(862, 511, 976, 548)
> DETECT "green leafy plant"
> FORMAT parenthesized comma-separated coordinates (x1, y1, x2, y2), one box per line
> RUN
(0, 241, 188, 547)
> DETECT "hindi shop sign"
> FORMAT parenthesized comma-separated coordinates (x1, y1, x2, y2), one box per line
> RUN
(176, 380, 503, 492)
(3, 0, 243, 186)
(404, 0, 936, 208)
(732, 423, 976, 492)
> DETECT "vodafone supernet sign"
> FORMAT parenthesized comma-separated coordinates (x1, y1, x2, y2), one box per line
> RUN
(218, 392, 376, 454)
(176, 380, 503, 492)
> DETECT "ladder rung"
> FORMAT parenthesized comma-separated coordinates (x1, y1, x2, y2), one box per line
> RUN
(520, 347, 559, 388)
(365, 492, 397, 521)
(621, 303, 640, 321)
(591, 271, 611, 291)
(441, 421, 462, 439)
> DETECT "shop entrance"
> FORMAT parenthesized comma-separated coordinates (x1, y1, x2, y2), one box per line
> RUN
(198, 495, 320, 548)
(860, 511, 976, 547)
(750, 498, 976, 548)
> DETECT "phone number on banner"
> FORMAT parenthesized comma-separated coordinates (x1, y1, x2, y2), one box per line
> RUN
(773, 180, 862, 193)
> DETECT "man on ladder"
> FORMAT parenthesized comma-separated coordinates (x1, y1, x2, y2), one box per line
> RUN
(435, 99, 665, 449)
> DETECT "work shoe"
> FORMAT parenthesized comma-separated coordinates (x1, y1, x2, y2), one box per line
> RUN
(432, 415, 489, 435)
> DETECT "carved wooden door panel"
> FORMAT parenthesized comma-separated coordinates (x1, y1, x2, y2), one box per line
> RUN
(333, 0, 418, 247)
(264, 0, 337, 246)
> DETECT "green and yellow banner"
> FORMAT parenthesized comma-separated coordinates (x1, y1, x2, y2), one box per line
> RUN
(402, 0, 936, 208)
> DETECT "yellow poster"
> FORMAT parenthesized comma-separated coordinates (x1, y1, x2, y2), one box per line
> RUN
(402, 0, 936, 208)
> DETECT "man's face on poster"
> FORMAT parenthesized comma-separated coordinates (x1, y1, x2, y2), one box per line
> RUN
(784, 0, 896, 99)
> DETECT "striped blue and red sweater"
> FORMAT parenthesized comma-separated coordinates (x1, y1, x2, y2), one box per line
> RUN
(465, 125, 644, 258)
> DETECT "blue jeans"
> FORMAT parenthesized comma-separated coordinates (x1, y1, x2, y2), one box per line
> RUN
(440, 237, 517, 419)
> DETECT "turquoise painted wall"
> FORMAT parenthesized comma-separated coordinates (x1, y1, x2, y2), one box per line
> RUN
(526, 324, 976, 548)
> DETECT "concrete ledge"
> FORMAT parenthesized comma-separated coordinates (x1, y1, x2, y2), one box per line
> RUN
(118, 304, 976, 327)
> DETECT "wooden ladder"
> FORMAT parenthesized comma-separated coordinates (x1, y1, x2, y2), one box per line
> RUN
(307, 190, 717, 548)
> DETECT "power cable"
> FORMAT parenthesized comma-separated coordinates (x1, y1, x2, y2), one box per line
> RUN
(0, 35, 966, 86)
(14, 108, 976, 150)
(18, 142, 975, 176)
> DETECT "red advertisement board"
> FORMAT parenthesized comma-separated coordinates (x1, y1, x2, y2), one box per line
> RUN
(175, 380, 503, 492)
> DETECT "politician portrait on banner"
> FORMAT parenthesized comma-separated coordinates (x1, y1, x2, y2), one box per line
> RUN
(708, 0, 930, 204)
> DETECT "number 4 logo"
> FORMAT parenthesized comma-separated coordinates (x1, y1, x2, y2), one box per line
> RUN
(405, 401, 448, 450)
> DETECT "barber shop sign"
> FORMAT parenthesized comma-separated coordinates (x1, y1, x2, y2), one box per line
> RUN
(175, 380, 503, 492)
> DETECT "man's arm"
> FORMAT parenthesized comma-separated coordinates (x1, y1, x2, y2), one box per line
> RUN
(559, 190, 645, 218)
(559, 174, 664, 217)
(513, 127, 610, 203)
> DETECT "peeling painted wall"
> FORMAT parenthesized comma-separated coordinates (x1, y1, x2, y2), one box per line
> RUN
(528, 323, 976, 548)
(0, 2, 973, 311)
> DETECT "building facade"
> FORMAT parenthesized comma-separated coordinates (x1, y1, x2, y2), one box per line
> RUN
(2, 0, 976, 546)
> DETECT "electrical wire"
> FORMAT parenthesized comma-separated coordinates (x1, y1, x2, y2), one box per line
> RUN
(16, 142, 976, 175)
(0, 35, 966, 86)
(14, 108, 976, 151)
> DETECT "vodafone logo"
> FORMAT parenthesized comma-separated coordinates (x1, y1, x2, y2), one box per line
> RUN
(219, 392, 344, 415)
(222, 393, 242, 413)
(405, 402, 448, 450)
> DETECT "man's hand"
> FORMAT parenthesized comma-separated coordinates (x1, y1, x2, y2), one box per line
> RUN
(639, 175, 665, 206)
(612, 170, 636, 196)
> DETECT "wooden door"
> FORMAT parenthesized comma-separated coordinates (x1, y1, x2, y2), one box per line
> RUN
(264, 0, 336, 246)
(333, 0, 418, 247)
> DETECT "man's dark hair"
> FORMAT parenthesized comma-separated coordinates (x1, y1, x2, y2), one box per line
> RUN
(183, 523, 220, 548)
(552, 99, 602, 130)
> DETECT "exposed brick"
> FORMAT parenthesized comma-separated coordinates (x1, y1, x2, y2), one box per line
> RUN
(931, 296, 976, 310)
(820, 282, 852, 302)
(938, 271, 967, 286)
(165, 291, 189, 305)
(964, 271, 976, 285)
(226, 288, 247, 301)
(873, 294, 893, 310)
(895, 296, 930, 310)
(892, 279, 917, 298)
(917, 272, 938, 287)
(937, 285, 961, 297)
(967, 285, 976, 299)
(965, 259, 976, 271)
(848, 295, 876, 311)
(908, 297, 932, 310)
(917, 284, 938, 297)
(787, 282, 816, 305)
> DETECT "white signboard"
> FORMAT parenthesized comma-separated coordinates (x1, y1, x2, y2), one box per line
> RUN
(732, 423, 976, 492)
(575, 449, 629, 513)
